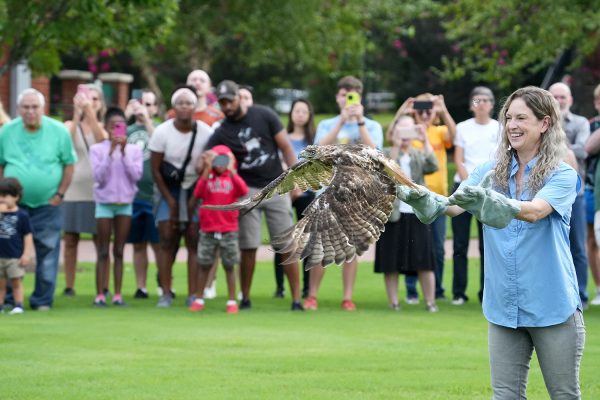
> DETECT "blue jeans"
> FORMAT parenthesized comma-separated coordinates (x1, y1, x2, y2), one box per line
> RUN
(24, 205, 63, 309)
(570, 194, 588, 304)
(406, 214, 446, 298)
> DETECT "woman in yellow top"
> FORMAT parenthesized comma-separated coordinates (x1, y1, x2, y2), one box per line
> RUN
(387, 93, 456, 303)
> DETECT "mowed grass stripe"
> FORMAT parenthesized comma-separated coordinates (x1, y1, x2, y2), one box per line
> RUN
(1, 259, 599, 399)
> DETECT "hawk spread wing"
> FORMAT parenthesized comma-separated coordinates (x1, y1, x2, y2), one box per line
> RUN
(202, 144, 416, 268)
(202, 158, 334, 212)
(272, 164, 396, 268)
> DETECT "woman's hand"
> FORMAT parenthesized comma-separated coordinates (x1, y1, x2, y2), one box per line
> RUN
(73, 93, 90, 121)
(397, 97, 415, 116)
(415, 124, 427, 142)
(109, 136, 126, 156)
(432, 95, 448, 115)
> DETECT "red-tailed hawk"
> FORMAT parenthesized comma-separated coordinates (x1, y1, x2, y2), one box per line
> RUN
(203, 144, 416, 268)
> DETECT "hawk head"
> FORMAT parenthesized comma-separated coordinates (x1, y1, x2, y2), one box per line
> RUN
(298, 145, 319, 161)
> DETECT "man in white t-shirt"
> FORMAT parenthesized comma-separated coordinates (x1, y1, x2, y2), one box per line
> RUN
(451, 86, 500, 306)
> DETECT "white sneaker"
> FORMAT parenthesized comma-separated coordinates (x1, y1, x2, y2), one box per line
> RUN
(590, 296, 600, 306)
(452, 297, 466, 306)
(204, 281, 217, 299)
(405, 297, 420, 305)
(9, 306, 24, 315)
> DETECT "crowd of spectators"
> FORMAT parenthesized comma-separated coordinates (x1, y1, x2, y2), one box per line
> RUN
(2, 72, 600, 317)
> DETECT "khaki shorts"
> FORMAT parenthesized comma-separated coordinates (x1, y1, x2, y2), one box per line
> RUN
(238, 187, 294, 250)
(198, 231, 240, 267)
(0, 258, 25, 279)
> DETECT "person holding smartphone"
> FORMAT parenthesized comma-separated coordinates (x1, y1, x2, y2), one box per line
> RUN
(62, 84, 108, 297)
(388, 93, 456, 305)
(305, 76, 383, 311)
(89, 107, 143, 307)
(375, 115, 439, 312)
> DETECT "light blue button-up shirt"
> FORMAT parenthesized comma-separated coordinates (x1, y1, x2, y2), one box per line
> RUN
(461, 156, 581, 328)
(315, 115, 383, 149)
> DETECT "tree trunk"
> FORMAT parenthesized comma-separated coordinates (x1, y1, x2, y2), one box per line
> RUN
(135, 53, 165, 114)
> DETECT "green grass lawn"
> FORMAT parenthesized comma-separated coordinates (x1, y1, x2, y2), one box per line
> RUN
(2, 259, 600, 399)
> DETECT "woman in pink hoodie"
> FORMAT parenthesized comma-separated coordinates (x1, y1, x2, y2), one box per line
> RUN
(90, 107, 143, 307)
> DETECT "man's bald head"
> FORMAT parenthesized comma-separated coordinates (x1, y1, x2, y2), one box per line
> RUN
(186, 69, 211, 98)
(549, 82, 573, 113)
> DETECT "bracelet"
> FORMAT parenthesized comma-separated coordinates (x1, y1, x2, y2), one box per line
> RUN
(357, 120, 366, 126)
(55, 192, 64, 199)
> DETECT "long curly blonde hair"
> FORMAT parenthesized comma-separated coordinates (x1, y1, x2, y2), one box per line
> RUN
(494, 86, 567, 196)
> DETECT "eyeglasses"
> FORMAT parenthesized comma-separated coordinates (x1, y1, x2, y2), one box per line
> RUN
(472, 98, 492, 105)
(20, 104, 40, 110)
(175, 101, 194, 107)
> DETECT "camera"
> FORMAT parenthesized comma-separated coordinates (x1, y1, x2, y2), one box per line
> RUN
(413, 101, 433, 110)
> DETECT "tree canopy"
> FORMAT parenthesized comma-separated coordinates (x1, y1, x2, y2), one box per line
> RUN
(438, 0, 600, 88)
(0, 0, 177, 77)
(2, 0, 600, 113)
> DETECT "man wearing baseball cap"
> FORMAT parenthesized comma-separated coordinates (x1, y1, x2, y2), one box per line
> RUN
(204, 80, 303, 311)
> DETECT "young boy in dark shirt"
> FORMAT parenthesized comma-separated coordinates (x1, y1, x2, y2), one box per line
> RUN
(0, 177, 34, 314)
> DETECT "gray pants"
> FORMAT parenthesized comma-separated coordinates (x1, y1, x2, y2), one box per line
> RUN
(489, 311, 585, 399)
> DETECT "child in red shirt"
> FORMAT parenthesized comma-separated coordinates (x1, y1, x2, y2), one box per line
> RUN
(188, 145, 248, 313)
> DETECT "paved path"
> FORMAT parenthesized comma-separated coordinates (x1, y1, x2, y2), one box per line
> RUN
(62, 239, 481, 264)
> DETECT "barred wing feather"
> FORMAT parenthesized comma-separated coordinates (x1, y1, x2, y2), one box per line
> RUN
(202, 159, 334, 212)
(272, 164, 397, 268)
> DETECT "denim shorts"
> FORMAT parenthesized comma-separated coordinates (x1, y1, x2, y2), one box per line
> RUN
(197, 231, 239, 267)
(585, 187, 595, 224)
(95, 203, 133, 219)
(127, 200, 159, 243)
(154, 186, 198, 225)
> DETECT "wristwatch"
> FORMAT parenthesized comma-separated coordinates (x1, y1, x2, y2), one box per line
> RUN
(55, 192, 64, 199)
(357, 120, 366, 126)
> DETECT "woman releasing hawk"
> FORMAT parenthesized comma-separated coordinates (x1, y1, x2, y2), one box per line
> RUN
(203, 144, 443, 268)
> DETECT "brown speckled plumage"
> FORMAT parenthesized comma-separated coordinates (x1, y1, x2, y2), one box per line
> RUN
(203, 144, 416, 268)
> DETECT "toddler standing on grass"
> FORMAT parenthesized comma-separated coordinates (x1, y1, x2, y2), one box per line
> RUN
(0, 177, 33, 314)
(188, 145, 248, 313)
(90, 107, 143, 307)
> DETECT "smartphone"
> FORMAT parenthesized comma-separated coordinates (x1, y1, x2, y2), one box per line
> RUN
(131, 89, 143, 102)
(113, 122, 127, 138)
(212, 154, 230, 167)
(77, 84, 90, 98)
(413, 100, 433, 110)
(395, 127, 419, 140)
(345, 91, 361, 107)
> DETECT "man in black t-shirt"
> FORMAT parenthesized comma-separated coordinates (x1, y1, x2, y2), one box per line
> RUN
(204, 80, 303, 311)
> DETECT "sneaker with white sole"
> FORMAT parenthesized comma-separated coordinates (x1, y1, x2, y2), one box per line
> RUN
(157, 295, 172, 308)
(204, 281, 217, 299)
(452, 297, 466, 306)
(9, 306, 24, 315)
(405, 297, 420, 305)
(591, 296, 600, 306)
